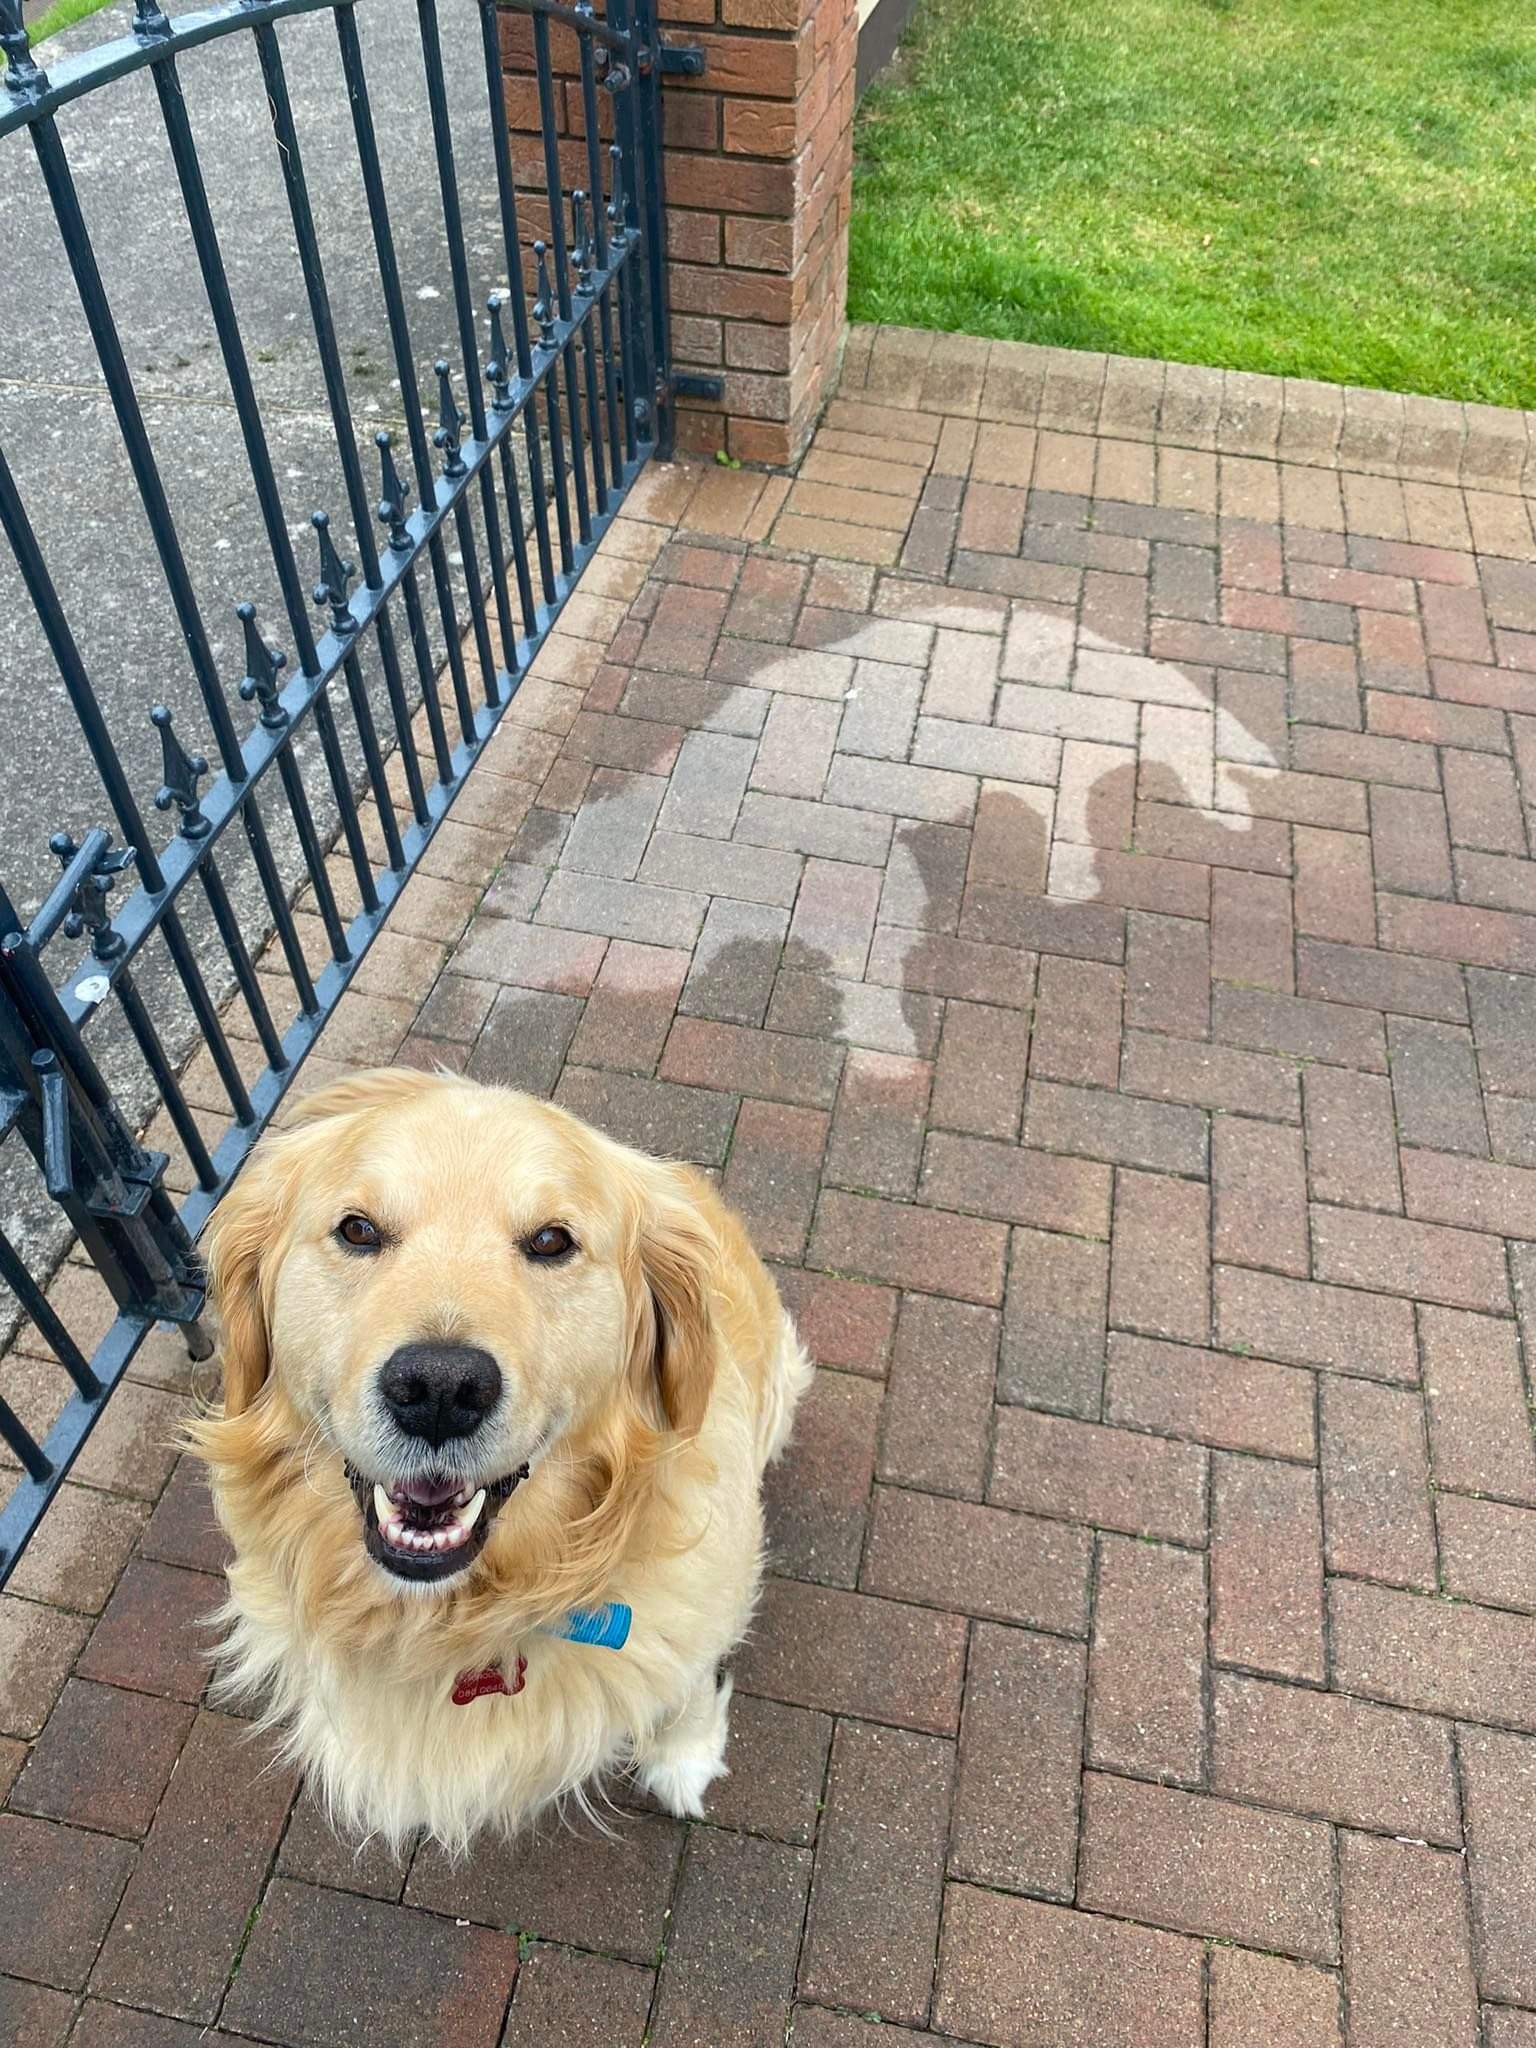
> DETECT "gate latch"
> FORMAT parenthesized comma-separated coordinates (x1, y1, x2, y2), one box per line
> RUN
(31, 1049, 165, 1220)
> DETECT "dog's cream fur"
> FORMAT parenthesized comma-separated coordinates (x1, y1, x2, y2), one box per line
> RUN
(190, 1067, 811, 1853)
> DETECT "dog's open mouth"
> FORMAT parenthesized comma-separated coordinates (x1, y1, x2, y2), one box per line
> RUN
(345, 1464, 528, 1583)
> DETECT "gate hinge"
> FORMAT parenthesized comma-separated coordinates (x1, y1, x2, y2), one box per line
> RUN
(672, 373, 725, 402)
(641, 42, 707, 77)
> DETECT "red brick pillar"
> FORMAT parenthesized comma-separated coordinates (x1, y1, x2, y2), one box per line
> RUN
(661, 0, 857, 464)
(502, 0, 856, 471)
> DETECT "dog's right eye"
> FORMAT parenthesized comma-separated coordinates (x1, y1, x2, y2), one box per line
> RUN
(336, 1214, 383, 1252)
(524, 1223, 575, 1262)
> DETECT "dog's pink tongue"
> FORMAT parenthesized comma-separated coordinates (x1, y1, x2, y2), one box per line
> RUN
(393, 1476, 461, 1508)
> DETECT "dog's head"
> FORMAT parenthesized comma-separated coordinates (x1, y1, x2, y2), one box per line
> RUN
(199, 1068, 717, 1596)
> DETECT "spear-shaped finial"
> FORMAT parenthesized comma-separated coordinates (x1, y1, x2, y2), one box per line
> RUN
(311, 511, 357, 634)
(376, 430, 412, 550)
(1, 0, 47, 97)
(49, 830, 136, 961)
(571, 191, 594, 297)
(151, 705, 211, 839)
(433, 360, 466, 477)
(131, 0, 173, 38)
(533, 242, 556, 350)
(606, 144, 629, 247)
(236, 602, 289, 728)
(486, 293, 514, 413)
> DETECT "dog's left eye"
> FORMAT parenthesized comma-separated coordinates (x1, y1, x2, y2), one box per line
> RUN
(524, 1224, 575, 1262)
(336, 1214, 384, 1252)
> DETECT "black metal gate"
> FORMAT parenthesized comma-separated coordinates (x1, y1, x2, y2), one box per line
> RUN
(0, 0, 680, 1580)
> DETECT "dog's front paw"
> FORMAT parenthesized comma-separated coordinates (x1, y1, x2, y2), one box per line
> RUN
(635, 1674, 732, 1819)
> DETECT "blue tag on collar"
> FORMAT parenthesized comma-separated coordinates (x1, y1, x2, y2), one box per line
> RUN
(553, 1602, 631, 1650)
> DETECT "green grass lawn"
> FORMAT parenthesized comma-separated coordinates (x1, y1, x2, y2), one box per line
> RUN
(850, 0, 1536, 407)
(9, 0, 116, 55)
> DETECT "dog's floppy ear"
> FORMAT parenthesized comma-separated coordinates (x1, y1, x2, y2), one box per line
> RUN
(201, 1142, 293, 1420)
(624, 1158, 719, 1440)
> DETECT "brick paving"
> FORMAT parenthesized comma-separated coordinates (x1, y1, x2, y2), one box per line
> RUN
(8, 324, 1536, 2042)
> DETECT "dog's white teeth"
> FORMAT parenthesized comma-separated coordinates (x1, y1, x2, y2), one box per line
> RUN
(369, 1478, 489, 1559)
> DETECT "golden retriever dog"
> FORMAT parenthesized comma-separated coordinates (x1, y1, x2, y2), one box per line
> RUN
(190, 1067, 812, 1853)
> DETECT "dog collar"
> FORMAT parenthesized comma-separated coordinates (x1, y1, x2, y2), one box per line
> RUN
(556, 1601, 631, 1650)
(450, 1603, 632, 1706)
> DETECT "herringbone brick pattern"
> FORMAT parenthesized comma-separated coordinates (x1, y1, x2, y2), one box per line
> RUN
(7, 329, 1536, 2045)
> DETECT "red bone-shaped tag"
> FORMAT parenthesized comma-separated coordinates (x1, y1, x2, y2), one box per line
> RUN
(450, 1655, 527, 1706)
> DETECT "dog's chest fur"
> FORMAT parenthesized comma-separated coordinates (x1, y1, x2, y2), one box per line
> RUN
(217, 1438, 767, 1853)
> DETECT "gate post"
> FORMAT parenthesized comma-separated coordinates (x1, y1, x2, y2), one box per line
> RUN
(501, 0, 858, 469)
(661, 0, 858, 465)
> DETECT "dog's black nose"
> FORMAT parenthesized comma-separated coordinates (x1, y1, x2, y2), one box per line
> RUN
(378, 1344, 501, 1447)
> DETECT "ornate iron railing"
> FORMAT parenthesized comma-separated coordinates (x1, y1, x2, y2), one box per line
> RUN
(0, 0, 675, 1579)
